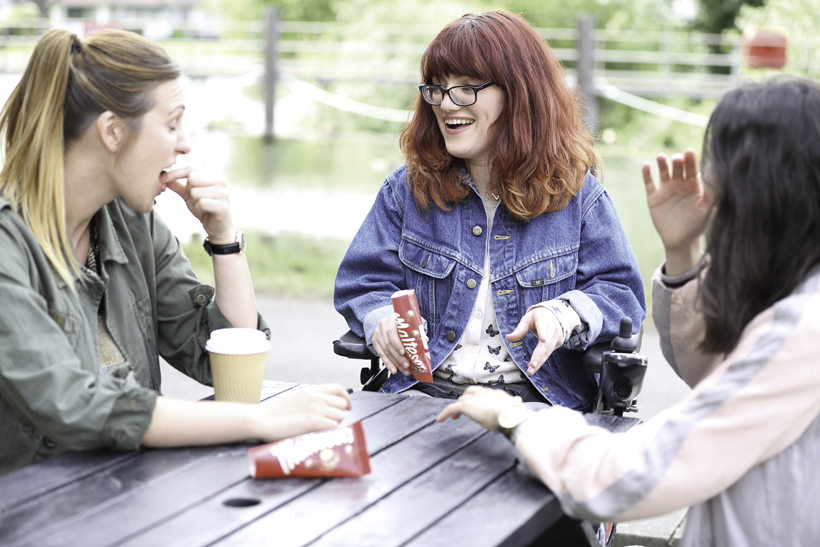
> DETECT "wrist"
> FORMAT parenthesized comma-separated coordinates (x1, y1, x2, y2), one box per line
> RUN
(663, 241, 703, 277)
(206, 226, 238, 246)
(204, 230, 245, 256)
(497, 404, 534, 443)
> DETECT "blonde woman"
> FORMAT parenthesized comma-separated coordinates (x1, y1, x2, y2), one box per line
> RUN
(0, 29, 350, 476)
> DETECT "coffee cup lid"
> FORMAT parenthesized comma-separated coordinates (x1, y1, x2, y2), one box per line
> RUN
(205, 328, 270, 355)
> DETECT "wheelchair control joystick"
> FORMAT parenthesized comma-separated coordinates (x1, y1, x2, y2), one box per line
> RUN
(581, 317, 648, 416)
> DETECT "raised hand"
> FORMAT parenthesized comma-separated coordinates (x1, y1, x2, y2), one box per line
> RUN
(642, 149, 712, 276)
(162, 166, 236, 243)
(505, 307, 563, 376)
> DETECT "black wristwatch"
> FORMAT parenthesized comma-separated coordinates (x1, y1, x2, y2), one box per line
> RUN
(203, 230, 245, 256)
(497, 405, 533, 443)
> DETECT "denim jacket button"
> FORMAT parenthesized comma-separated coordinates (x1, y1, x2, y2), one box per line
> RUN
(472, 226, 483, 236)
(466, 279, 477, 289)
(447, 331, 456, 342)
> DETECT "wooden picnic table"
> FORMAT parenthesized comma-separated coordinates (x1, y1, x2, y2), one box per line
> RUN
(0, 383, 638, 547)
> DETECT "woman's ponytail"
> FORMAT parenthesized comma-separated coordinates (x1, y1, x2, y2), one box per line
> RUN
(0, 29, 79, 287)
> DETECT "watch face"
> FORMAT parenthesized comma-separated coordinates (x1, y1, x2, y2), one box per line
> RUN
(499, 405, 530, 429)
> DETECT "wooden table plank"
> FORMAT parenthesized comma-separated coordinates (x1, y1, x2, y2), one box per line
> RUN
(115, 392, 409, 547)
(405, 464, 562, 547)
(0, 450, 135, 516)
(4, 392, 417, 547)
(310, 432, 519, 547)
(213, 401, 485, 547)
(403, 410, 643, 547)
(1, 445, 220, 547)
(340, 391, 406, 427)
(0, 382, 299, 518)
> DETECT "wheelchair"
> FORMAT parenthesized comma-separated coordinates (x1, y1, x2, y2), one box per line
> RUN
(332, 316, 646, 417)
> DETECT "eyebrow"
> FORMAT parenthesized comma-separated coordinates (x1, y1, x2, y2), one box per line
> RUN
(168, 105, 186, 116)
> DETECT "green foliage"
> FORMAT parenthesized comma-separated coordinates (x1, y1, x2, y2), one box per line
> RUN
(183, 231, 349, 297)
(597, 97, 714, 155)
(694, 0, 765, 33)
(503, 0, 675, 30)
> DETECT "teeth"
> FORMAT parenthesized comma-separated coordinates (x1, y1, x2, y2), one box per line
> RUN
(445, 119, 474, 126)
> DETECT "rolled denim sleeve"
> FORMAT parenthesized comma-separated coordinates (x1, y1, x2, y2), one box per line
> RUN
(563, 185, 646, 348)
(334, 173, 407, 347)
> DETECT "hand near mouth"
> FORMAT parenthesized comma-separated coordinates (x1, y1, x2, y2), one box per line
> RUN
(162, 166, 236, 243)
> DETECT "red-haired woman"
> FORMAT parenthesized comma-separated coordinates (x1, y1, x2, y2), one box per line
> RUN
(334, 10, 645, 411)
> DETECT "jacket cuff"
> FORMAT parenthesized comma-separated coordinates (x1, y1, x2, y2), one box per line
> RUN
(528, 299, 586, 346)
(101, 374, 158, 451)
(553, 290, 602, 349)
(659, 254, 705, 288)
(363, 305, 395, 351)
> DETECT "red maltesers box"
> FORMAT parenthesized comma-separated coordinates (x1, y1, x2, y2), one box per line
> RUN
(249, 421, 371, 479)
(391, 289, 433, 383)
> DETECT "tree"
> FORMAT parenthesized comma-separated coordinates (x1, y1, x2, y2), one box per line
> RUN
(693, 0, 766, 33)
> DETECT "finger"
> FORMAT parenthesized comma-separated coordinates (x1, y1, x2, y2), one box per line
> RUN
(670, 153, 685, 181)
(162, 165, 195, 184)
(527, 341, 552, 375)
(317, 386, 353, 410)
(505, 314, 532, 342)
(683, 149, 700, 181)
(641, 163, 656, 196)
(436, 405, 461, 422)
(372, 338, 399, 375)
(165, 178, 189, 200)
(384, 324, 412, 374)
(656, 154, 670, 182)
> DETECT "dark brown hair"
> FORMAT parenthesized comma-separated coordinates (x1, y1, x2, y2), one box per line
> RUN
(400, 10, 600, 221)
(700, 77, 820, 353)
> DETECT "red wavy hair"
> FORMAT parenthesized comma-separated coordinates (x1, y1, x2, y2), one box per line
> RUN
(400, 10, 600, 221)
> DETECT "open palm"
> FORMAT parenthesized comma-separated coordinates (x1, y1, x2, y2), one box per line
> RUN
(643, 149, 712, 256)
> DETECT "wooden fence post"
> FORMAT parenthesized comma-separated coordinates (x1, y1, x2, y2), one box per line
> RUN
(264, 8, 280, 142)
(577, 14, 598, 134)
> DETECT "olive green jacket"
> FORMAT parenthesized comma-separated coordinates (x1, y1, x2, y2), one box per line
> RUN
(0, 197, 268, 476)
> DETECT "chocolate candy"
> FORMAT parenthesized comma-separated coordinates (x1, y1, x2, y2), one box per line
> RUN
(249, 421, 371, 478)
(391, 289, 433, 383)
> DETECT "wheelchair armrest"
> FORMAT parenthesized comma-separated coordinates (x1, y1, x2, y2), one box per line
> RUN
(332, 330, 377, 361)
(581, 325, 644, 374)
(581, 341, 612, 374)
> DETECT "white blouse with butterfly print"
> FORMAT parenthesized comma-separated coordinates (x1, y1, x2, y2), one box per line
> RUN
(433, 196, 585, 386)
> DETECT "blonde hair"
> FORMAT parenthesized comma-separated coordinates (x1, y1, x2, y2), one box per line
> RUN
(0, 29, 180, 287)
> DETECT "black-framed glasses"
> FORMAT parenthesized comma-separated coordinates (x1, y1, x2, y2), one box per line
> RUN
(418, 81, 494, 106)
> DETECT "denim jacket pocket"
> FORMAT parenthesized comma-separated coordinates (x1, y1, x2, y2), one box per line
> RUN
(514, 251, 578, 309)
(399, 239, 458, 335)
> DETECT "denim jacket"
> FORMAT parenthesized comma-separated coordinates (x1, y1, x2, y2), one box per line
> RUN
(334, 166, 646, 410)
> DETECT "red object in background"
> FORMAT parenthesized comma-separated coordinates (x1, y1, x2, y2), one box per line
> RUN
(249, 421, 371, 479)
(741, 28, 787, 69)
(391, 289, 434, 383)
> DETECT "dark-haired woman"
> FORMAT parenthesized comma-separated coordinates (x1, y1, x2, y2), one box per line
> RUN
(334, 10, 646, 410)
(0, 29, 350, 476)
(438, 77, 820, 545)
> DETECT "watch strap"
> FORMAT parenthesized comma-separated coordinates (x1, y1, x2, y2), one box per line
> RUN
(203, 230, 245, 256)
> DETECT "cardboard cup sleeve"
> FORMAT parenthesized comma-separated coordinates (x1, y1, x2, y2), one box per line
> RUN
(391, 289, 433, 383)
(249, 421, 371, 479)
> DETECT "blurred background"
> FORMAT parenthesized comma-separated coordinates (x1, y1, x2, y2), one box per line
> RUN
(0, 0, 816, 411)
